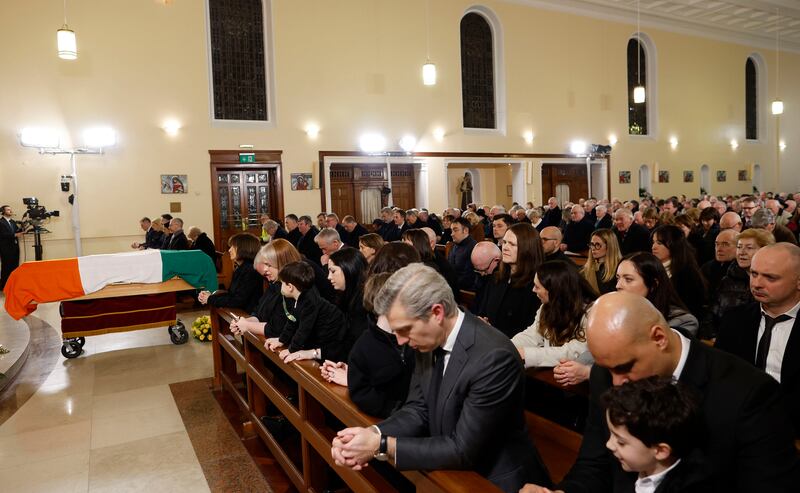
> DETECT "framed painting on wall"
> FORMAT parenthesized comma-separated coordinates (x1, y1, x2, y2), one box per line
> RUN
(716, 171, 727, 182)
(619, 171, 631, 184)
(290, 173, 312, 191)
(161, 175, 187, 194)
(738, 170, 748, 181)
(658, 171, 670, 183)
(683, 171, 694, 183)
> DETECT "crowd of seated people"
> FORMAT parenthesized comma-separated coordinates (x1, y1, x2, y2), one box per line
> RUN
(196, 190, 800, 492)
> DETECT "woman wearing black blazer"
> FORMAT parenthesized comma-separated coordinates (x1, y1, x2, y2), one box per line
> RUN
(198, 233, 263, 313)
(476, 223, 544, 339)
(327, 248, 369, 355)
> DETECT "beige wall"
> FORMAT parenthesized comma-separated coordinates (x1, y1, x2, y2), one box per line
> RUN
(1, 0, 798, 259)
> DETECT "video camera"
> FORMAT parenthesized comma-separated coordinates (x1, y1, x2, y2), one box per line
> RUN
(21, 197, 59, 225)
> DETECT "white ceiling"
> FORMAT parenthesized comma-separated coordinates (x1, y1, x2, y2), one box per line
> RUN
(517, 0, 800, 53)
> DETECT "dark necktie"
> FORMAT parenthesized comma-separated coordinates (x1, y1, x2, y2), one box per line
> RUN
(755, 314, 791, 370)
(428, 347, 447, 434)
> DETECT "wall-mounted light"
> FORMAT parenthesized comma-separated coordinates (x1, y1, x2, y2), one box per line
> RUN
(359, 133, 386, 153)
(669, 136, 678, 150)
(523, 131, 534, 145)
(780, 140, 787, 151)
(162, 119, 181, 136)
(609, 134, 618, 146)
(399, 135, 417, 153)
(305, 123, 320, 139)
(730, 139, 739, 150)
(19, 127, 60, 149)
(433, 127, 445, 142)
(570, 140, 587, 155)
(83, 126, 117, 149)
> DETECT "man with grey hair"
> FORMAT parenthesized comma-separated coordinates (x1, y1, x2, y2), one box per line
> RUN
(751, 209, 798, 245)
(331, 264, 550, 492)
(315, 227, 346, 265)
(613, 208, 650, 254)
(766, 199, 792, 227)
(562, 205, 593, 252)
(593, 204, 611, 229)
(720, 211, 743, 232)
(542, 197, 561, 228)
(166, 217, 188, 250)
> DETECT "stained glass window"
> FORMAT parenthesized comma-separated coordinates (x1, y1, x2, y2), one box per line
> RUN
(746, 58, 758, 140)
(460, 13, 495, 129)
(627, 38, 648, 136)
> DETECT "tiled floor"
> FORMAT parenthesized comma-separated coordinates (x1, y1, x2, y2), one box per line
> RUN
(0, 298, 220, 492)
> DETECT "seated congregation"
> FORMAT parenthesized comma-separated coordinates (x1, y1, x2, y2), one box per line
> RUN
(170, 194, 800, 492)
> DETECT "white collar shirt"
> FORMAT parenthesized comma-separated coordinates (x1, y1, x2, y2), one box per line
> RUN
(758, 300, 800, 383)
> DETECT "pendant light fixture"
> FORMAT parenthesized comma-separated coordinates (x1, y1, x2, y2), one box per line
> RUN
(57, 0, 77, 60)
(422, 0, 436, 85)
(633, 0, 645, 104)
(772, 8, 783, 115)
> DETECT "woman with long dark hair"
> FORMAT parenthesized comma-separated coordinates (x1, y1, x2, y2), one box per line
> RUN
(198, 232, 263, 312)
(328, 247, 369, 353)
(475, 223, 544, 338)
(651, 225, 707, 318)
(402, 228, 459, 297)
(512, 260, 596, 368)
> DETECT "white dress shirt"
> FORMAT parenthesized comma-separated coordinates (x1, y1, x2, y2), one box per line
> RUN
(672, 329, 691, 380)
(440, 309, 465, 374)
(635, 459, 682, 493)
(757, 300, 800, 383)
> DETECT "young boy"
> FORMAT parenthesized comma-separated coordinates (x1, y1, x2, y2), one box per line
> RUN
(601, 376, 709, 493)
(265, 261, 346, 363)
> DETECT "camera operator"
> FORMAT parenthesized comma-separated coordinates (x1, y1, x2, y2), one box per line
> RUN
(0, 205, 23, 290)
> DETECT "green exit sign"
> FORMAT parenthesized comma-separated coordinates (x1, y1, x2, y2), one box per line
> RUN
(239, 153, 255, 163)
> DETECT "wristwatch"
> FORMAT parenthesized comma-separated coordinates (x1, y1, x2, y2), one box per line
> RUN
(371, 425, 389, 461)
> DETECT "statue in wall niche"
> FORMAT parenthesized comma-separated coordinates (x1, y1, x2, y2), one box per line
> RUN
(458, 172, 473, 211)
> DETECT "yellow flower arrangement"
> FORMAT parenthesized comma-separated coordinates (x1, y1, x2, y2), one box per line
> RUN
(192, 315, 213, 342)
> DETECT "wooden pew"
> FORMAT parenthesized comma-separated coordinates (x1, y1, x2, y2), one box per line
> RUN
(210, 307, 502, 493)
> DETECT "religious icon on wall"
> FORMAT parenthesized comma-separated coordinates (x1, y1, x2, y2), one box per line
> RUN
(683, 171, 694, 183)
(738, 170, 748, 181)
(716, 171, 727, 182)
(658, 171, 670, 183)
(618, 171, 631, 184)
(457, 172, 474, 210)
(161, 175, 187, 194)
(291, 173, 312, 191)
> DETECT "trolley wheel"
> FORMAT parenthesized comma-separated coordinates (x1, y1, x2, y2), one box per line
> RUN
(75, 337, 86, 348)
(61, 341, 82, 359)
(168, 321, 188, 345)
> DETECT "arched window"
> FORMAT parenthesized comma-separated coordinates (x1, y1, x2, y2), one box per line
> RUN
(627, 37, 647, 135)
(638, 164, 651, 196)
(700, 164, 710, 194)
(460, 12, 495, 129)
(745, 58, 758, 140)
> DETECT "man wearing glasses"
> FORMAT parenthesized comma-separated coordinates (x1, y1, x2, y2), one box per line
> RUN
(540, 226, 571, 263)
(741, 196, 760, 228)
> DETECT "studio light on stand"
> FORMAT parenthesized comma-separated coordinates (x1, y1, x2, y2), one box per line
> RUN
(19, 126, 117, 258)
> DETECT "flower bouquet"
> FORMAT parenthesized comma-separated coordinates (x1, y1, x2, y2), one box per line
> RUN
(192, 315, 213, 342)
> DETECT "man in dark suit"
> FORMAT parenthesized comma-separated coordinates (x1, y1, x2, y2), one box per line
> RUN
(0, 205, 23, 290)
(296, 215, 323, 265)
(284, 214, 302, 247)
(447, 218, 477, 290)
(325, 213, 347, 238)
(131, 217, 161, 250)
(384, 209, 408, 242)
(165, 217, 189, 250)
(562, 205, 594, 252)
(716, 243, 800, 436)
(522, 292, 800, 493)
(542, 197, 561, 228)
(613, 208, 651, 255)
(593, 205, 612, 230)
(331, 264, 550, 492)
(340, 215, 367, 248)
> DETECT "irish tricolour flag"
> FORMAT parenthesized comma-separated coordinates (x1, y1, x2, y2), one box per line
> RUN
(4, 249, 217, 320)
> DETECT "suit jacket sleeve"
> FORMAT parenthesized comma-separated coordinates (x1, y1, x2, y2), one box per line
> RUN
(207, 265, 261, 310)
(287, 297, 320, 353)
(378, 353, 430, 439)
(382, 347, 525, 471)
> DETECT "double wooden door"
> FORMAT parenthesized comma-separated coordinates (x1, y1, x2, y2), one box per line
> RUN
(541, 164, 589, 206)
(329, 163, 415, 223)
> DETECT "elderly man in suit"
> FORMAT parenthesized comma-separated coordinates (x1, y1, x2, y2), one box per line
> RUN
(716, 243, 800, 437)
(165, 217, 189, 250)
(613, 208, 650, 255)
(0, 205, 23, 290)
(331, 264, 550, 493)
(522, 291, 800, 493)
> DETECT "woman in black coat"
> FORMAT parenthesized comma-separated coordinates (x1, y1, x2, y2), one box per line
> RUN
(402, 229, 460, 299)
(327, 247, 369, 354)
(198, 233, 263, 313)
(651, 225, 707, 319)
(476, 223, 543, 339)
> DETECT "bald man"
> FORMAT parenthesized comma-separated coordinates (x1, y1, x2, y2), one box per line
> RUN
(699, 228, 739, 339)
(471, 241, 501, 277)
(542, 197, 561, 228)
(522, 291, 800, 493)
(540, 226, 571, 263)
(720, 211, 743, 232)
(717, 243, 800, 437)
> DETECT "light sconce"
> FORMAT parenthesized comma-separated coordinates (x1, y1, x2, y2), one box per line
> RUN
(780, 140, 787, 151)
(399, 135, 417, 153)
(433, 127, 445, 142)
(523, 131, 534, 145)
(669, 136, 678, 150)
(305, 123, 320, 139)
(162, 119, 181, 137)
(609, 134, 618, 146)
(730, 139, 739, 150)
(359, 133, 386, 153)
(570, 140, 587, 155)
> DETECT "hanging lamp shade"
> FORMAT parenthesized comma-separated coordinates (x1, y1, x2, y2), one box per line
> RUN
(57, 25, 77, 60)
(422, 62, 436, 86)
(633, 85, 646, 104)
(772, 99, 784, 115)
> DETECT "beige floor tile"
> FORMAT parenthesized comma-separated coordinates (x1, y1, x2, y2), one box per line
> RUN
(38, 362, 96, 395)
(0, 420, 91, 467)
(92, 365, 165, 396)
(91, 346, 159, 375)
(0, 389, 93, 436)
(0, 451, 89, 493)
(90, 403, 184, 450)
(92, 384, 174, 419)
(89, 432, 209, 493)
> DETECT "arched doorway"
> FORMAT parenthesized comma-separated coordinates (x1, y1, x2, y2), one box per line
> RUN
(753, 164, 762, 193)
(700, 164, 710, 195)
(638, 165, 651, 196)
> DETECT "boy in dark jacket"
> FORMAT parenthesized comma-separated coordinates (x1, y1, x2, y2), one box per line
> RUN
(266, 261, 346, 363)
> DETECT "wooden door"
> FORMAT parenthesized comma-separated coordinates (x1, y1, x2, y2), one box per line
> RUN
(541, 164, 589, 207)
(210, 150, 284, 286)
